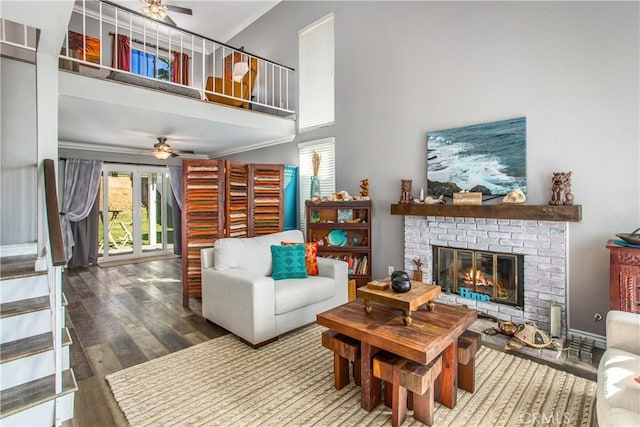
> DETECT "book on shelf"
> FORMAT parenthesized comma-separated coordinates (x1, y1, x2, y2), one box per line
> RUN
(358, 256, 368, 275)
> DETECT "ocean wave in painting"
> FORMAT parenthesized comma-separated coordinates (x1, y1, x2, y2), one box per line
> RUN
(427, 117, 527, 196)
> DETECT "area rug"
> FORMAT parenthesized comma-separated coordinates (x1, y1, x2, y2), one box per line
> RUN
(106, 324, 597, 426)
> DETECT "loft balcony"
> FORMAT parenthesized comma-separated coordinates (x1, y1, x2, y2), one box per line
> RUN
(57, 0, 296, 157)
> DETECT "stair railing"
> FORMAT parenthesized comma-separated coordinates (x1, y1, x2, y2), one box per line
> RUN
(43, 159, 66, 426)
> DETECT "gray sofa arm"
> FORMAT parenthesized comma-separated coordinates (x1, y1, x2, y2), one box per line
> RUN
(317, 256, 348, 279)
(317, 257, 349, 303)
(201, 247, 215, 269)
(606, 310, 640, 355)
(201, 267, 276, 345)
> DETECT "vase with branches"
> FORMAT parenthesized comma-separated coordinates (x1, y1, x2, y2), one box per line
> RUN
(310, 150, 321, 198)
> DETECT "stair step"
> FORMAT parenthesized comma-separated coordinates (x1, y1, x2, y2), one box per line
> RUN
(0, 295, 49, 319)
(0, 273, 49, 304)
(0, 328, 72, 364)
(0, 369, 77, 419)
(0, 255, 45, 281)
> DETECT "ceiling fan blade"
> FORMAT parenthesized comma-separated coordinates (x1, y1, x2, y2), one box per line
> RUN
(163, 14, 177, 26)
(173, 149, 195, 154)
(166, 5, 193, 15)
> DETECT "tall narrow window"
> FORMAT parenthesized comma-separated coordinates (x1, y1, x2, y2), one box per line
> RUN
(298, 138, 335, 234)
(298, 13, 334, 132)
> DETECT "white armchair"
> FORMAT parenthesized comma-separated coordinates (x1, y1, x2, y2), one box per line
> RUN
(596, 310, 640, 426)
(200, 230, 348, 347)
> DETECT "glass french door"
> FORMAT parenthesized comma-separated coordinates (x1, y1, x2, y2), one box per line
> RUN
(98, 164, 174, 261)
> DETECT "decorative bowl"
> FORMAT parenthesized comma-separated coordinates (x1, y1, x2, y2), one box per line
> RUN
(616, 227, 640, 246)
(392, 276, 412, 293)
(391, 270, 410, 282)
(327, 229, 348, 246)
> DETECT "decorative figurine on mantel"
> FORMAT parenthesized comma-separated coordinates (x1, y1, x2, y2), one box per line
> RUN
(359, 178, 370, 199)
(548, 171, 574, 206)
(400, 179, 413, 203)
(412, 258, 423, 282)
(424, 195, 445, 205)
(503, 188, 526, 204)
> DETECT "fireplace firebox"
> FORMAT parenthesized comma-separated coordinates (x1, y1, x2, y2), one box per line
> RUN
(433, 246, 524, 307)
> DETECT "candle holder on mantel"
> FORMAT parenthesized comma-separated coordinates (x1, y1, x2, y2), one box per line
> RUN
(412, 258, 423, 282)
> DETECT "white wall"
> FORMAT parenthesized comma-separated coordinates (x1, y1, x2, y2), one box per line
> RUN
(1, 56, 38, 245)
(229, 1, 640, 335)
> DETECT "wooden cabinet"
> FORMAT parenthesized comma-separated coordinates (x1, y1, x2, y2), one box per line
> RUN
(182, 160, 284, 307)
(305, 200, 372, 288)
(607, 240, 640, 313)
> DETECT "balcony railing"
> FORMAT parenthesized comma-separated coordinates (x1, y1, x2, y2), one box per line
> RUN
(60, 0, 295, 116)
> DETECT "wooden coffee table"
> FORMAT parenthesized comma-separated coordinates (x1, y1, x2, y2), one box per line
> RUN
(357, 279, 441, 325)
(317, 301, 477, 411)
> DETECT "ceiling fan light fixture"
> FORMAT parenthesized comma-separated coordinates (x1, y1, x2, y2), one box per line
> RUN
(153, 149, 172, 160)
(142, 4, 167, 21)
(153, 137, 173, 159)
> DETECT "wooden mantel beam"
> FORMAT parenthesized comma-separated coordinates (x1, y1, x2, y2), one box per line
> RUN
(390, 203, 582, 222)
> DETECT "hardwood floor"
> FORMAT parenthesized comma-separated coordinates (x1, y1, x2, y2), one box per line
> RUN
(63, 258, 228, 426)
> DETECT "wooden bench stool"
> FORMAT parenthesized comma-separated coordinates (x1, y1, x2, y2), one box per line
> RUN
(373, 351, 442, 427)
(458, 330, 481, 393)
(321, 330, 361, 389)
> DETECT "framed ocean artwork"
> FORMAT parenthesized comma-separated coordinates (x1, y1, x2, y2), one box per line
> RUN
(427, 117, 527, 198)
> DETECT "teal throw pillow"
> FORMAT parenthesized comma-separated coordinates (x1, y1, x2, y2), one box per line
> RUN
(271, 244, 308, 280)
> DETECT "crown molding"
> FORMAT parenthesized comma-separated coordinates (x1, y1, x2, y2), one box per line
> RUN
(59, 141, 208, 159)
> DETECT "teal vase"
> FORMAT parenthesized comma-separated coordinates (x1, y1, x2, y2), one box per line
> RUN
(310, 176, 321, 198)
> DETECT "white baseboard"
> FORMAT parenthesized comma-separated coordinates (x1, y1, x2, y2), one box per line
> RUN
(567, 328, 606, 349)
(0, 243, 38, 257)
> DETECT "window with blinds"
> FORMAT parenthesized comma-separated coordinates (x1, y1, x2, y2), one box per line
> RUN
(298, 13, 335, 133)
(298, 138, 336, 233)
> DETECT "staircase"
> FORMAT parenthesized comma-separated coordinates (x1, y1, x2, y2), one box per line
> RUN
(0, 160, 77, 426)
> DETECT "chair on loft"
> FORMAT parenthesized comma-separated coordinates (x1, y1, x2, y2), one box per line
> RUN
(205, 57, 258, 109)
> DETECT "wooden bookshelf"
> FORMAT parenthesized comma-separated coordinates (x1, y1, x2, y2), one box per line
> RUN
(305, 200, 372, 287)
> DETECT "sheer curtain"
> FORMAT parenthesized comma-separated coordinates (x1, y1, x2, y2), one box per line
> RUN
(61, 159, 103, 267)
(167, 165, 182, 255)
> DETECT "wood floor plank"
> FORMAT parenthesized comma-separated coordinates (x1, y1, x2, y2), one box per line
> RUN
(67, 327, 94, 382)
(182, 330, 211, 346)
(69, 376, 123, 427)
(113, 292, 192, 353)
(79, 296, 148, 369)
(95, 290, 171, 360)
(84, 343, 128, 426)
(65, 300, 107, 348)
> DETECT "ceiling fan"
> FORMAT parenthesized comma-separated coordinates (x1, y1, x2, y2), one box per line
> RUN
(152, 137, 194, 159)
(139, 0, 192, 26)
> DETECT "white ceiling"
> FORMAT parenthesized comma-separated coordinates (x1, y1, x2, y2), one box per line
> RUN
(109, 1, 280, 43)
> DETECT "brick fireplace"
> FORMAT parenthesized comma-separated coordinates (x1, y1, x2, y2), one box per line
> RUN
(403, 215, 569, 334)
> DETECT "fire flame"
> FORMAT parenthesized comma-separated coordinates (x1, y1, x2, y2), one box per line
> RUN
(463, 269, 494, 287)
